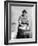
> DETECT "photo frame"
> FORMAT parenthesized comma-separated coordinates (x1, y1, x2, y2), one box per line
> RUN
(4, 1, 37, 45)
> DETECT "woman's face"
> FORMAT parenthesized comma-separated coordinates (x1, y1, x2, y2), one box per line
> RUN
(23, 13, 27, 18)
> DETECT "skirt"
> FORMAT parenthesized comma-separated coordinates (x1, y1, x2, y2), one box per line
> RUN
(16, 28, 30, 38)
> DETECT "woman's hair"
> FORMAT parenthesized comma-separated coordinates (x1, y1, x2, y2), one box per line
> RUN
(22, 10, 27, 14)
(22, 10, 27, 17)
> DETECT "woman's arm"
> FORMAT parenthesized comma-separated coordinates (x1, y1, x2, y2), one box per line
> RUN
(18, 16, 22, 24)
(27, 18, 32, 31)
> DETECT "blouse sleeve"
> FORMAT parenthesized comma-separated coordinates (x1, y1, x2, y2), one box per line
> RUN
(18, 16, 22, 24)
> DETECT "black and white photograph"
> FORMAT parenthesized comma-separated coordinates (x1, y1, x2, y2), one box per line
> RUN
(4, 1, 37, 44)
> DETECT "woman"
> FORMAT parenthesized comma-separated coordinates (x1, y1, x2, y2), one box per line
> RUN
(16, 10, 30, 38)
